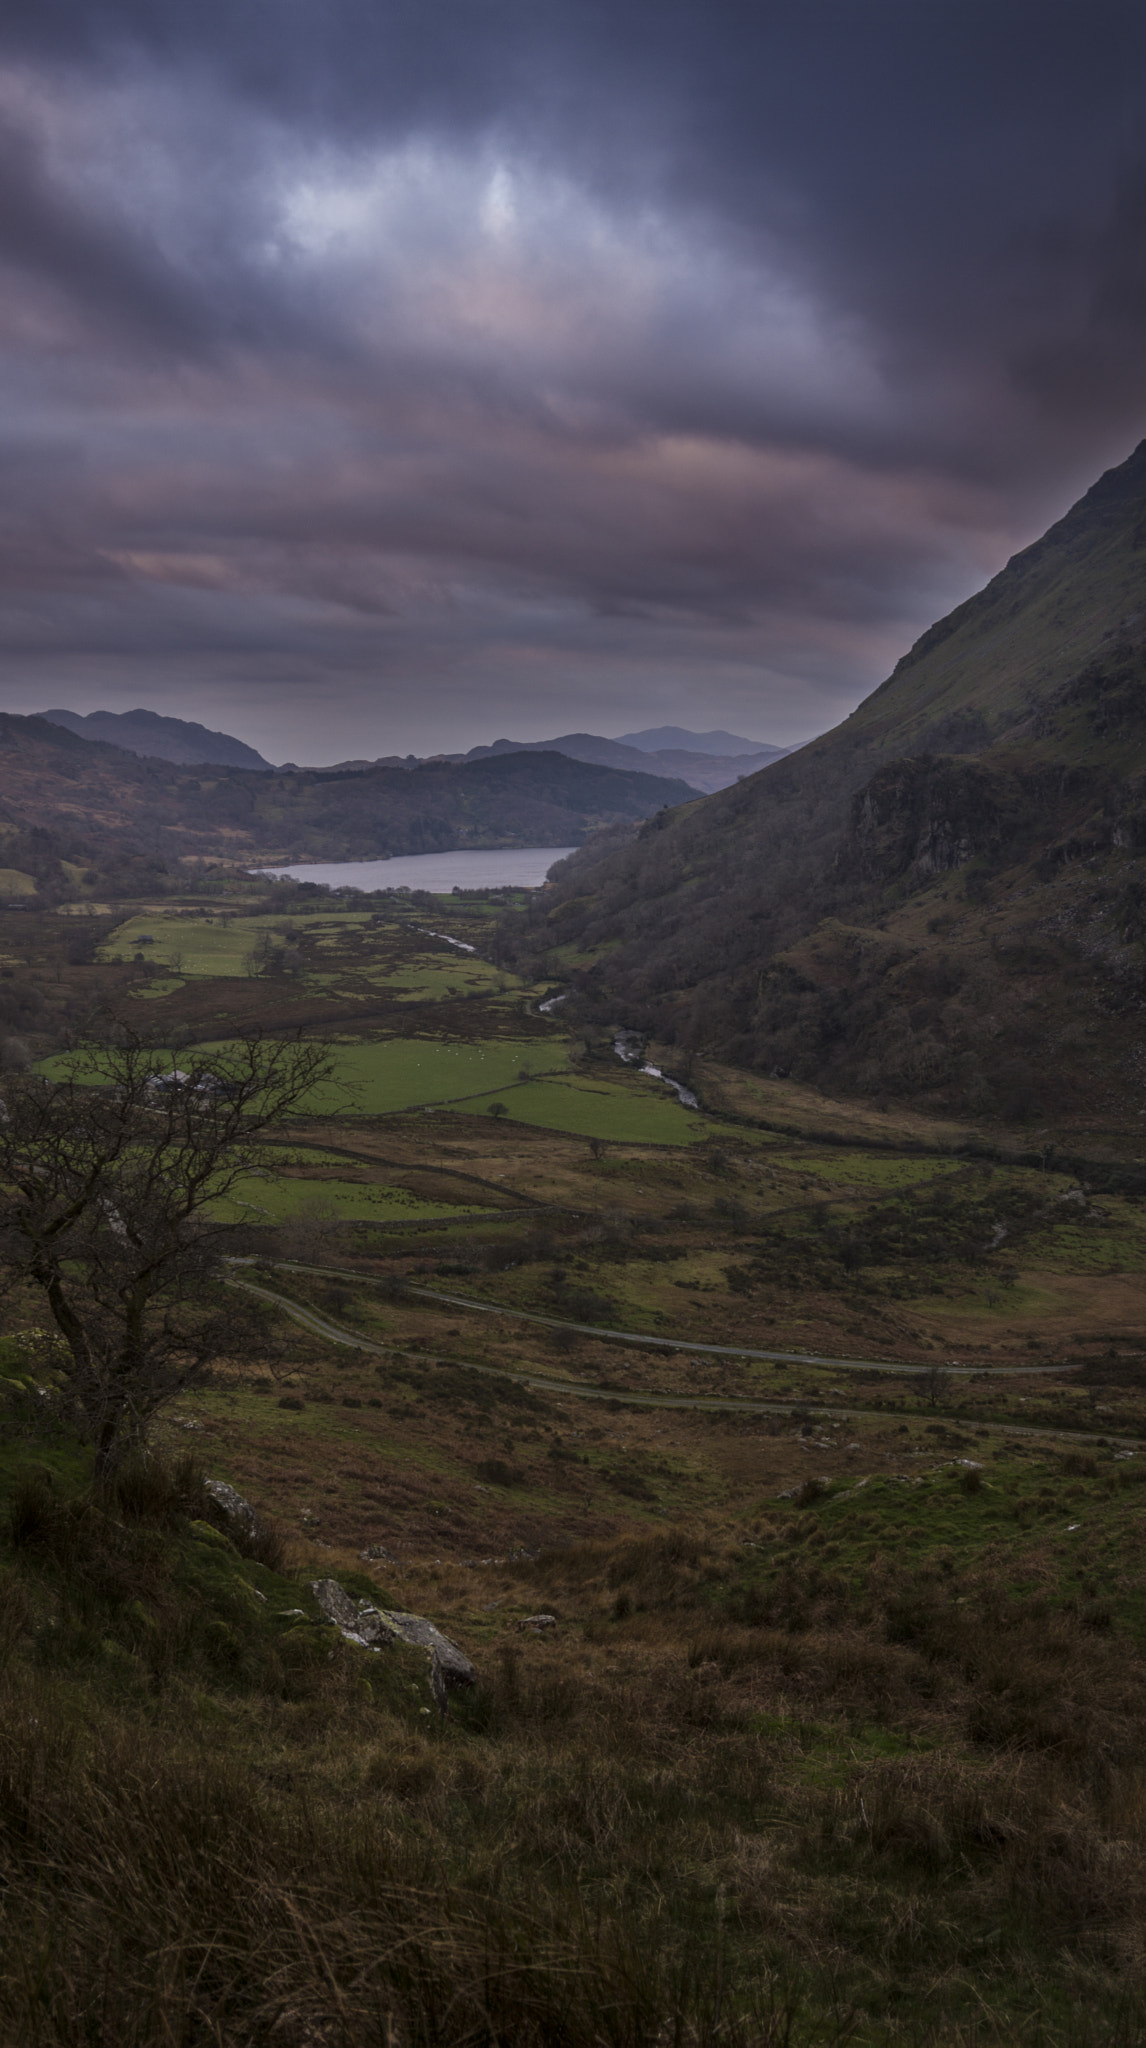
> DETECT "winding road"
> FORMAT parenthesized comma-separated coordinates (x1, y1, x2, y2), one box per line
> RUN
(224, 1259, 1138, 1446)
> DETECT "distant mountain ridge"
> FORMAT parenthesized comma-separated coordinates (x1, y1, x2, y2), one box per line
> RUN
(0, 717, 692, 882)
(455, 730, 792, 794)
(37, 709, 789, 794)
(296, 728, 792, 794)
(40, 707, 275, 772)
(615, 726, 780, 757)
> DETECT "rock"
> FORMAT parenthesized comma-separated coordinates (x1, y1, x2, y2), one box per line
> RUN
(309, 1579, 374, 1642)
(370, 1610, 478, 1716)
(517, 1613, 558, 1632)
(308, 1581, 477, 1713)
(359, 1544, 399, 1565)
(204, 1479, 260, 1541)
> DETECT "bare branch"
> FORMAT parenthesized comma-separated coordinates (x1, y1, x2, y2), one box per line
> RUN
(0, 1029, 333, 1473)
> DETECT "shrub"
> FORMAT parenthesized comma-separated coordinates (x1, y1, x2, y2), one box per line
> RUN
(475, 1458, 524, 1487)
(111, 1452, 207, 1525)
(6, 1467, 58, 1550)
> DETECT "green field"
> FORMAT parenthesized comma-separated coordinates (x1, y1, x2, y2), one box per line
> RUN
(38, 1035, 561, 1113)
(450, 1073, 710, 1142)
(771, 1150, 969, 1189)
(36, 1034, 721, 1142)
(216, 1172, 477, 1224)
(100, 911, 374, 977)
(360, 957, 510, 1001)
(132, 976, 185, 1000)
(300, 1037, 564, 1115)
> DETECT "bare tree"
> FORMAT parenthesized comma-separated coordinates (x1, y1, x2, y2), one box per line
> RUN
(0, 1032, 332, 1473)
(923, 1363, 952, 1409)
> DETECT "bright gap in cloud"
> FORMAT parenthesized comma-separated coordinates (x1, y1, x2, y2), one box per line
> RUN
(274, 136, 887, 425)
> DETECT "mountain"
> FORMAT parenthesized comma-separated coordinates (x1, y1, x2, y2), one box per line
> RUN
(615, 726, 783, 757)
(459, 730, 790, 794)
(0, 722, 691, 889)
(629, 747, 791, 795)
(495, 439, 1146, 1129)
(40, 707, 275, 772)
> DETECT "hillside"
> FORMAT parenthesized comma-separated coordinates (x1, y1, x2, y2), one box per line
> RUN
(40, 706, 276, 771)
(0, 719, 691, 893)
(496, 439, 1146, 1127)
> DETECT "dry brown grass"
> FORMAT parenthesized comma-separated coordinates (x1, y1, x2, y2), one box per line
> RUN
(1, 1442, 1146, 2042)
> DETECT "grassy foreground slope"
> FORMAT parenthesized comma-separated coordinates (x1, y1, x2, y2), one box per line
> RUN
(3, 1310, 1146, 2043)
(495, 440, 1146, 1128)
(6, 886, 1146, 2038)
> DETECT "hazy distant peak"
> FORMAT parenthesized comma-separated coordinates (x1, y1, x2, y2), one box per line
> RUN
(614, 727, 781, 757)
(456, 728, 795, 792)
(39, 707, 275, 771)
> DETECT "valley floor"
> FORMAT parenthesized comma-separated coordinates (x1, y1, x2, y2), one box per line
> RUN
(2, 880, 1146, 2042)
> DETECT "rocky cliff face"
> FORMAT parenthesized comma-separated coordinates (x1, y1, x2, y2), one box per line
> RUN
(848, 758, 1001, 883)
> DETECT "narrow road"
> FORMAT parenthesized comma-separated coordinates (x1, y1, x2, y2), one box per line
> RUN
(225, 1264, 1141, 1448)
(228, 1257, 1069, 1379)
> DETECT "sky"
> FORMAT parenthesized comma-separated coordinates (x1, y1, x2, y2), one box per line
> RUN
(0, 2, 1145, 765)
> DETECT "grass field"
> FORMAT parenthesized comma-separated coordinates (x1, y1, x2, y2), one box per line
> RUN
(216, 1172, 481, 1224)
(300, 1037, 565, 1115)
(130, 975, 185, 1000)
(38, 1034, 563, 1113)
(99, 910, 377, 976)
(768, 1150, 970, 1189)
(448, 1072, 711, 1143)
(360, 958, 508, 1001)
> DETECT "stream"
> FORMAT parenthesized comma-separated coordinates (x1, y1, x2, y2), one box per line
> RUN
(416, 927, 476, 954)
(613, 1029, 699, 1109)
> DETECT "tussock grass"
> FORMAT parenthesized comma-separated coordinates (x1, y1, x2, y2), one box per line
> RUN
(0, 1686, 802, 2047)
(1, 1444, 1146, 2040)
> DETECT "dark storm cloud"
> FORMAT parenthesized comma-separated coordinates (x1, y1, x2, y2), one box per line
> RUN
(0, 0, 1143, 759)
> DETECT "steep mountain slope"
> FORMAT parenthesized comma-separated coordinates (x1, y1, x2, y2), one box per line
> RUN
(41, 706, 275, 771)
(0, 720, 691, 891)
(636, 748, 791, 794)
(497, 440, 1146, 1126)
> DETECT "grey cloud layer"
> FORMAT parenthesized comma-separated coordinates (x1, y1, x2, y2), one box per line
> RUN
(0, 1, 1143, 758)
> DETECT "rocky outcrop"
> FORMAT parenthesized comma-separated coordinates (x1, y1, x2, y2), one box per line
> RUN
(204, 1479, 262, 1542)
(309, 1579, 477, 1714)
(847, 756, 1006, 884)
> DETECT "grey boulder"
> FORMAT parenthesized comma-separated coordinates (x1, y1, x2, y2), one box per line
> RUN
(204, 1479, 262, 1541)
(309, 1580, 477, 1714)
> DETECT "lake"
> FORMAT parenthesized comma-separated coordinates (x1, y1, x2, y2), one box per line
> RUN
(252, 846, 578, 892)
